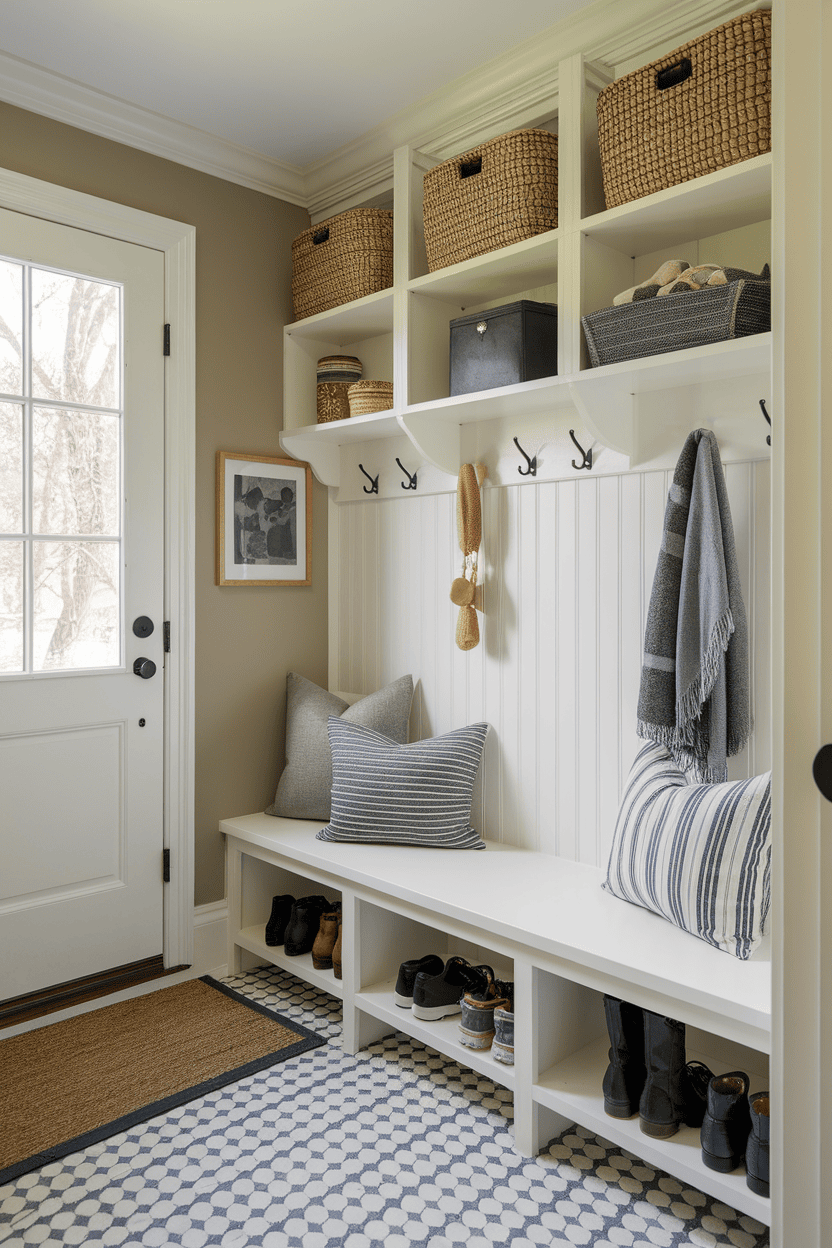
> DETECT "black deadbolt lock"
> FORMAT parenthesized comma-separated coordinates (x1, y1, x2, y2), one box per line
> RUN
(133, 616, 154, 638)
(133, 657, 156, 680)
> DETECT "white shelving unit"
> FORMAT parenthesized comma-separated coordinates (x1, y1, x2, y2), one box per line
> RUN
(279, 76, 771, 494)
(267, 4, 774, 1227)
(223, 815, 771, 1226)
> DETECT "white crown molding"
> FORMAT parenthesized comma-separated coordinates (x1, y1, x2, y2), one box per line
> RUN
(0, 0, 757, 217)
(304, 0, 751, 217)
(0, 50, 308, 207)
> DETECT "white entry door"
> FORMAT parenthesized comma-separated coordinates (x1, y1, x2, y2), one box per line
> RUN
(0, 208, 165, 1001)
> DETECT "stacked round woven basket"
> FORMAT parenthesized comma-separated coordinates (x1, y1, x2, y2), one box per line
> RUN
(347, 380, 394, 418)
(316, 355, 363, 423)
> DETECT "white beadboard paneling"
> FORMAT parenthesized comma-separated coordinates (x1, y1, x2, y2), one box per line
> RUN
(332, 461, 771, 866)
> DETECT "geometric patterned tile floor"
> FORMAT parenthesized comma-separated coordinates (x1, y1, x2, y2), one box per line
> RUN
(0, 966, 770, 1247)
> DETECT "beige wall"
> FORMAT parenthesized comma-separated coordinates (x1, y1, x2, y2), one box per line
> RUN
(0, 102, 329, 907)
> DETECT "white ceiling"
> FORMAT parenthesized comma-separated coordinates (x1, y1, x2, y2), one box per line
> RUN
(0, 0, 599, 169)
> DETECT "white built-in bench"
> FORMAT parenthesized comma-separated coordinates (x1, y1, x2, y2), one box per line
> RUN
(222, 812, 771, 1225)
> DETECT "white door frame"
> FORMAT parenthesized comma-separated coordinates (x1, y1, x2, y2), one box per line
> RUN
(0, 166, 196, 971)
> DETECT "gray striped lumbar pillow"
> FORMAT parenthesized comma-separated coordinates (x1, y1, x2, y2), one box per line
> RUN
(603, 743, 771, 959)
(316, 718, 489, 850)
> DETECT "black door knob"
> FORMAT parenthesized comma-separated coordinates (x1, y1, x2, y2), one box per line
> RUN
(133, 657, 157, 679)
(813, 745, 832, 802)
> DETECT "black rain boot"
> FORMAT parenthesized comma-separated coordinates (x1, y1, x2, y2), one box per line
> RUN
(700, 1071, 752, 1172)
(639, 1011, 687, 1138)
(283, 895, 330, 956)
(602, 996, 646, 1119)
(264, 894, 294, 947)
(746, 1091, 770, 1196)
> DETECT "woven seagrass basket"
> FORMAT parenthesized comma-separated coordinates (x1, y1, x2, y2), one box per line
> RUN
(347, 380, 394, 418)
(596, 9, 771, 210)
(581, 277, 771, 368)
(422, 128, 558, 272)
(316, 355, 362, 423)
(291, 209, 393, 321)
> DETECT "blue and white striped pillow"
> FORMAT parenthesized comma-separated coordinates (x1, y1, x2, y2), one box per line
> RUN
(316, 719, 489, 850)
(603, 743, 771, 959)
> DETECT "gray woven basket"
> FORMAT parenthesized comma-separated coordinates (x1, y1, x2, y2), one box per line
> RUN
(581, 278, 770, 368)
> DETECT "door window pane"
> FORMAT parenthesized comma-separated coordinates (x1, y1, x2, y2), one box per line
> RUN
(0, 403, 23, 533)
(31, 270, 120, 408)
(0, 542, 23, 673)
(33, 407, 120, 536)
(0, 260, 23, 396)
(33, 541, 120, 671)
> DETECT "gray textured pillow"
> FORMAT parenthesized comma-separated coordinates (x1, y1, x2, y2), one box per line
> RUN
(266, 672, 414, 820)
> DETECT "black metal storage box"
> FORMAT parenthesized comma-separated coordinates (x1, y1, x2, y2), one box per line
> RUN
(449, 300, 557, 396)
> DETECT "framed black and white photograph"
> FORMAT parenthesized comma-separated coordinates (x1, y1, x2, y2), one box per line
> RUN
(216, 452, 312, 586)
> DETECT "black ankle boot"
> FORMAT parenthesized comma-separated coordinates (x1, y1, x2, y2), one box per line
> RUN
(265, 894, 294, 947)
(701, 1071, 752, 1172)
(639, 1011, 687, 1138)
(284, 895, 330, 956)
(602, 996, 646, 1119)
(746, 1090, 770, 1196)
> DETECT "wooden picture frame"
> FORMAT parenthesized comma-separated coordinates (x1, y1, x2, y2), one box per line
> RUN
(216, 451, 312, 586)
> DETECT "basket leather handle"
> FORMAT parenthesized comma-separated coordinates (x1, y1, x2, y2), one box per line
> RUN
(459, 157, 482, 179)
(312, 227, 330, 245)
(656, 57, 692, 90)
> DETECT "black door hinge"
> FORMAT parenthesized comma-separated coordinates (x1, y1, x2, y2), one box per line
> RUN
(163, 324, 170, 356)
(163, 847, 171, 883)
(163, 621, 171, 653)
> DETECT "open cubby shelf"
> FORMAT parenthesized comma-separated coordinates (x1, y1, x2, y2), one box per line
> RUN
(224, 815, 770, 1226)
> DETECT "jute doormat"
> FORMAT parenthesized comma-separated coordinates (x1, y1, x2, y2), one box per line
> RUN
(0, 975, 325, 1185)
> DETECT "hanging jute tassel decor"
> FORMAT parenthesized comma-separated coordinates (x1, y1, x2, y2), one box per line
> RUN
(451, 463, 487, 650)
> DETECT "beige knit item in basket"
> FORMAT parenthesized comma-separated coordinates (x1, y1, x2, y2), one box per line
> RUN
(423, 129, 558, 272)
(291, 208, 393, 321)
(451, 463, 487, 651)
(596, 9, 771, 210)
(347, 380, 393, 418)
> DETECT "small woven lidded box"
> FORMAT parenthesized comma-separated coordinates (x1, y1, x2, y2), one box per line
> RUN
(422, 128, 558, 272)
(347, 380, 393, 418)
(316, 355, 362, 424)
(291, 208, 393, 321)
(596, 9, 771, 210)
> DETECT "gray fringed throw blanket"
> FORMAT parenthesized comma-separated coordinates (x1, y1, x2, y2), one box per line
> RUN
(637, 429, 750, 782)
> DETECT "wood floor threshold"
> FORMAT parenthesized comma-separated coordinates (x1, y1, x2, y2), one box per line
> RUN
(0, 957, 189, 1028)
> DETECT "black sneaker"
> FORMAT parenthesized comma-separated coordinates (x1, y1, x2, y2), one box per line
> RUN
(394, 954, 445, 1008)
(412, 957, 494, 1021)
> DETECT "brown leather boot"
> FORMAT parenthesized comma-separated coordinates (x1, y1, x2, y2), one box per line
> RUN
(312, 909, 340, 970)
(332, 915, 343, 979)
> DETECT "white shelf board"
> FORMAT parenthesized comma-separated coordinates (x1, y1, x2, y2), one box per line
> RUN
(572, 334, 772, 460)
(534, 1035, 770, 1225)
(283, 408, 402, 444)
(404, 373, 572, 426)
(581, 154, 772, 255)
(235, 923, 345, 1000)
(409, 229, 559, 306)
(284, 288, 394, 345)
(357, 979, 515, 1091)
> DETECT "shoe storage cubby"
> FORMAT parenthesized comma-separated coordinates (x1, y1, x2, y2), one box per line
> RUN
(349, 897, 515, 1087)
(228, 849, 343, 998)
(223, 816, 772, 1225)
(280, 38, 773, 493)
(527, 967, 770, 1222)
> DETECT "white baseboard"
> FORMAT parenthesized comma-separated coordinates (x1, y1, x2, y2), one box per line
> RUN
(193, 898, 228, 979)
